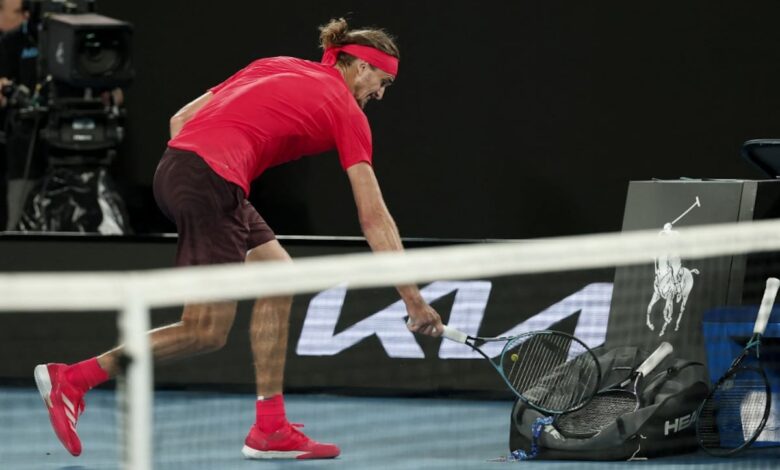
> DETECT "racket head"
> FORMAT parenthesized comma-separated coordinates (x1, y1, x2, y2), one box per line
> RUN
(555, 389, 638, 438)
(696, 366, 772, 456)
(554, 343, 672, 439)
(499, 330, 601, 414)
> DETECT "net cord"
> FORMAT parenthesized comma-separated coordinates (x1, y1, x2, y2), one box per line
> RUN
(2, 219, 780, 311)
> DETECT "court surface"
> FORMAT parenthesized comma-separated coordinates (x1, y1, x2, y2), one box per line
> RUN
(0, 386, 777, 469)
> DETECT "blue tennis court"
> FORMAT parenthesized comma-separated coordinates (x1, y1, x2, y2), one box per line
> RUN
(1, 386, 777, 469)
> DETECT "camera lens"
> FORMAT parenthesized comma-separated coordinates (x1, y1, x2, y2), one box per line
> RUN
(77, 32, 126, 77)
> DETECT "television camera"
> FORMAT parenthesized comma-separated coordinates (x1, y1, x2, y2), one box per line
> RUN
(6, 0, 133, 155)
(3, 0, 134, 233)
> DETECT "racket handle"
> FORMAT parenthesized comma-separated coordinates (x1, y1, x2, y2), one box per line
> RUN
(636, 342, 673, 377)
(441, 325, 468, 343)
(755, 277, 780, 335)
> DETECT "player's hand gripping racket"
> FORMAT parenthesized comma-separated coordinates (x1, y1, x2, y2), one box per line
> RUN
(554, 341, 673, 438)
(440, 325, 601, 414)
(695, 276, 779, 456)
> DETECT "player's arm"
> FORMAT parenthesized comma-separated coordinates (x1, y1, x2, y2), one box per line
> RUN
(169, 91, 213, 138)
(347, 162, 443, 337)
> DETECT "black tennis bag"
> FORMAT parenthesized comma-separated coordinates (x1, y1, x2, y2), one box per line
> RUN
(509, 346, 709, 460)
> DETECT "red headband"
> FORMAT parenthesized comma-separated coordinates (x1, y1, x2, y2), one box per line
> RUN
(321, 44, 399, 77)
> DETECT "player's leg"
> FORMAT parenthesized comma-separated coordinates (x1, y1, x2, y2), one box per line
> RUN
(246, 240, 293, 399)
(34, 301, 239, 458)
(98, 301, 238, 375)
(35, 148, 248, 456)
(240, 208, 339, 460)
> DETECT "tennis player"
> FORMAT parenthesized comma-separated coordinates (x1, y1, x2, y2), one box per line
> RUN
(34, 17, 443, 460)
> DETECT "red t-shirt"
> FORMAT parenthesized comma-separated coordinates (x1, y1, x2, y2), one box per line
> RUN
(168, 56, 372, 196)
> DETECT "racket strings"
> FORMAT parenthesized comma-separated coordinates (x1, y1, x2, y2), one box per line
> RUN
(698, 372, 769, 453)
(506, 335, 567, 403)
(503, 334, 599, 412)
(507, 335, 567, 394)
(555, 390, 637, 437)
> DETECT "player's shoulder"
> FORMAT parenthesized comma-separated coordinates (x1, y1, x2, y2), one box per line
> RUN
(245, 56, 343, 87)
(275, 58, 355, 98)
(249, 56, 311, 66)
(243, 55, 359, 112)
(246, 56, 332, 76)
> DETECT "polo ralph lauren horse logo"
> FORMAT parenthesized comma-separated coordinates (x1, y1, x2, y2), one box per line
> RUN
(646, 197, 701, 336)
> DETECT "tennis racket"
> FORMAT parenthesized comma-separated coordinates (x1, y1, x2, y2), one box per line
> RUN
(695, 276, 778, 456)
(555, 341, 674, 438)
(441, 325, 601, 414)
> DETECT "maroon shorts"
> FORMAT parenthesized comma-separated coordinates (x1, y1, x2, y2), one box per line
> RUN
(153, 147, 275, 266)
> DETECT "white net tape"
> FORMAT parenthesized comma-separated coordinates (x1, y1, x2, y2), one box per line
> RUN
(1, 219, 780, 311)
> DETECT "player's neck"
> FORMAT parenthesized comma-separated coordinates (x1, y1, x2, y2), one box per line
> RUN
(334, 63, 357, 94)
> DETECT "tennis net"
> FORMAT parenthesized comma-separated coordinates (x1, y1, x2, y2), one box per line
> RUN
(2, 219, 780, 468)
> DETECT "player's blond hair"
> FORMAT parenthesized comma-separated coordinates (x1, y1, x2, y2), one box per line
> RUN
(319, 17, 400, 65)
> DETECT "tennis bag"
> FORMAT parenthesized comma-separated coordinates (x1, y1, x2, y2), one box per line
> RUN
(509, 346, 709, 460)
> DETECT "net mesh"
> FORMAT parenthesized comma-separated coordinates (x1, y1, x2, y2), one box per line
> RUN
(697, 367, 771, 455)
(1, 219, 780, 468)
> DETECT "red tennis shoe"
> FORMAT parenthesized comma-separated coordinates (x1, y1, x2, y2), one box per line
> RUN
(242, 423, 340, 460)
(34, 363, 85, 456)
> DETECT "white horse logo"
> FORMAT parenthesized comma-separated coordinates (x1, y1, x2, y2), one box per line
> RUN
(646, 198, 701, 336)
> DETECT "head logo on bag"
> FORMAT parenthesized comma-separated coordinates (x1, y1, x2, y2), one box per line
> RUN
(664, 409, 699, 436)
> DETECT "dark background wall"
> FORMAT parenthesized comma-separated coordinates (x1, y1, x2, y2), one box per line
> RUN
(96, 0, 780, 239)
